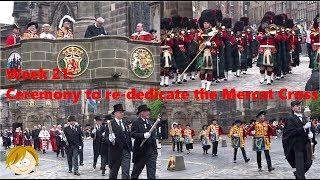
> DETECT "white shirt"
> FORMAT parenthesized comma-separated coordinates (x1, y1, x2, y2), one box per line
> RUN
(294, 113, 303, 122)
(115, 118, 125, 131)
(306, 30, 311, 44)
(40, 32, 56, 40)
(39, 130, 50, 139)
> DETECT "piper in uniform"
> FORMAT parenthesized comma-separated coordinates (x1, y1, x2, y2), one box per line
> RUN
(160, 18, 175, 87)
(220, 18, 234, 80)
(90, 116, 107, 170)
(197, 9, 222, 91)
(184, 18, 200, 80)
(22, 22, 39, 40)
(6, 24, 21, 46)
(56, 15, 75, 39)
(287, 19, 301, 74)
(228, 120, 250, 163)
(274, 14, 289, 80)
(131, 104, 158, 179)
(246, 111, 275, 172)
(310, 14, 320, 69)
(233, 21, 245, 77)
(107, 104, 132, 179)
(206, 119, 222, 156)
(240, 17, 254, 74)
(256, 14, 277, 85)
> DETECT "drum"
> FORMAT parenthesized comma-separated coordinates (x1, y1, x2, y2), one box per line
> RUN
(231, 136, 240, 148)
(253, 136, 265, 151)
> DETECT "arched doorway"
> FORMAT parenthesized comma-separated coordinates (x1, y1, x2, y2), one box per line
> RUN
(173, 111, 188, 127)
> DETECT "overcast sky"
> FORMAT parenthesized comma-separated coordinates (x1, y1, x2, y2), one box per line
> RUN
(0, 1, 14, 24)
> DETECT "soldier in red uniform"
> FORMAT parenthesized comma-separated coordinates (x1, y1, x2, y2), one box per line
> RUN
(130, 23, 153, 42)
(310, 14, 320, 69)
(197, 9, 222, 91)
(160, 18, 175, 87)
(13, 127, 23, 147)
(240, 17, 254, 74)
(256, 15, 277, 85)
(234, 21, 245, 77)
(6, 24, 21, 46)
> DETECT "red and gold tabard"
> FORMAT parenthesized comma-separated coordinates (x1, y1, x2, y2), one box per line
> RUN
(22, 30, 39, 40)
(228, 125, 246, 148)
(6, 33, 21, 46)
(130, 31, 153, 42)
(13, 130, 23, 146)
(183, 129, 195, 144)
(56, 27, 74, 39)
(310, 27, 320, 46)
(169, 127, 176, 137)
(206, 124, 222, 142)
(246, 121, 274, 150)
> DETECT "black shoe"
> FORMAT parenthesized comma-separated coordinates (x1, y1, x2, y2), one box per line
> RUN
(233, 160, 236, 163)
(165, 84, 169, 87)
(183, 79, 187, 82)
(177, 82, 182, 84)
(293, 171, 297, 179)
(74, 172, 80, 176)
(173, 149, 175, 151)
(80, 163, 84, 166)
(268, 167, 275, 172)
(245, 158, 250, 163)
(102, 172, 105, 176)
(100, 167, 103, 170)
(68, 170, 72, 173)
(258, 168, 262, 172)
(93, 165, 96, 169)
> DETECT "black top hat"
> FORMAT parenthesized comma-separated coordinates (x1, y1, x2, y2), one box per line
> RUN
(256, 110, 267, 118)
(137, 104, 151, 115)
(291, 100, 302, 107)
(240, 17, 249, 27)
(233, 21, 244, 33)
(68, 115, 76, 122)
(104, 114, 113, 121)
(274, 14, 283, 26)
(149, 29, 157, 34)
(26, 22, 38, 29)
(112, 104, 125, 115)
(12, 23, 20, 29)
(221, 18, 232, 29)
(94, 116, 102, 121)
(234, 120, 242, 124)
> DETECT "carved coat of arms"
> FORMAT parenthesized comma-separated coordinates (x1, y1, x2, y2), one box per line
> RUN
(130, 47, 154, 79)
(57, 45, 89, 77)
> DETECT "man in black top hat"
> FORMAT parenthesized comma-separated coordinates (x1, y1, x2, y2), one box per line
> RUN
(106, 104, 132, 179)
(131, 104, 158, 179)
(91, 115, 107, 170)
(63, 115, 82, 176)
(282, 100, 316, 179)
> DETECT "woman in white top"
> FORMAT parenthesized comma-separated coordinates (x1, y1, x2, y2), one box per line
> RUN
(39, 126, 50, 153)
(40, 24, 56, 40)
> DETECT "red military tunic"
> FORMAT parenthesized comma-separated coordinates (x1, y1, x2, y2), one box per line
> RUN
(6, 33, 21, 46)
(50, 128, 57, 152)
(256, 32, 277, 53)
(310, 27, 320, 45)
(130, 31, 153, 41)
(13, 130, 23, 146)
(288, 32, 299, 51)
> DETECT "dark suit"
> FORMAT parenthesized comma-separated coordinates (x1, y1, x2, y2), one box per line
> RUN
(91, 124, 107, 168)
(106, 119, 132, 179)
(100, 124, 109, 174)
(84, 24, 107, 38)
(32, 129, 40, 150)
(131, 118, 158, 179)
(64, 125, 82, 173)
(282, 114, 313, 179)
(55, 130, 65, 157)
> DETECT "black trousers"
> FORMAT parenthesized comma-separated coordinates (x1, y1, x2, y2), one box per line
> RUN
(234, 147, 248, 161)
(294, 150, 312, 179)
(172, 138, 176, 151)
(101, 153, 108, 171)
(66, 146, 79, 172)
(56, 142, 65, 157)
(109, 149, 131, 179)
(131, 150, 157, 179)
(257, 150, 272, 169)
(212, 141, 218, 155)
(93, 152, 102, 167)
(177, 142, 183, 152)
(34, 138, 40, 150)
(79, 145, 83, 164)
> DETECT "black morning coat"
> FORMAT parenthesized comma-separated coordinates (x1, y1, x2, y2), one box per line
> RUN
(282, 114, 312, 169)
(105, 119, 132, 168)
(91, 124, 107, 155)
(63, 125, 82, 148)
(131, 117, 158, 163)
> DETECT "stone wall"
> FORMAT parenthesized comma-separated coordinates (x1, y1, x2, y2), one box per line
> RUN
(0, 36, 159, 129)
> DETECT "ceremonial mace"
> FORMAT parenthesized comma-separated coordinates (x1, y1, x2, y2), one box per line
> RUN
(304, 106, 314, 160)
(106, 120, 115, 146)
(177, 28, 219, 80)
(140, 114, 162, 147)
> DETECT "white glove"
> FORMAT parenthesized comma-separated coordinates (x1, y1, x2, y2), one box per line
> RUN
(109, 133, 116, 142)
(79, 146, 82, 150)
(92, 129, 96, 134)
(304, 122, 312, 130)
(205, 41, 212, 46)
(233, 134, 239, 137)
(308, 132, 314, 139)
(102, 132, 105, 136)
(144, 132, 151, 139)
(252, 131, 255, 135)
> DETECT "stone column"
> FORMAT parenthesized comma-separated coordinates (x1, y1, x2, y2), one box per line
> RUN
(149, 2, 161, 42)
(73, 2, 96, 38)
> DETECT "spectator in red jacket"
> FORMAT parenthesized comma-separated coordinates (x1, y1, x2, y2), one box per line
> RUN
(6, 24, 21, 46)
